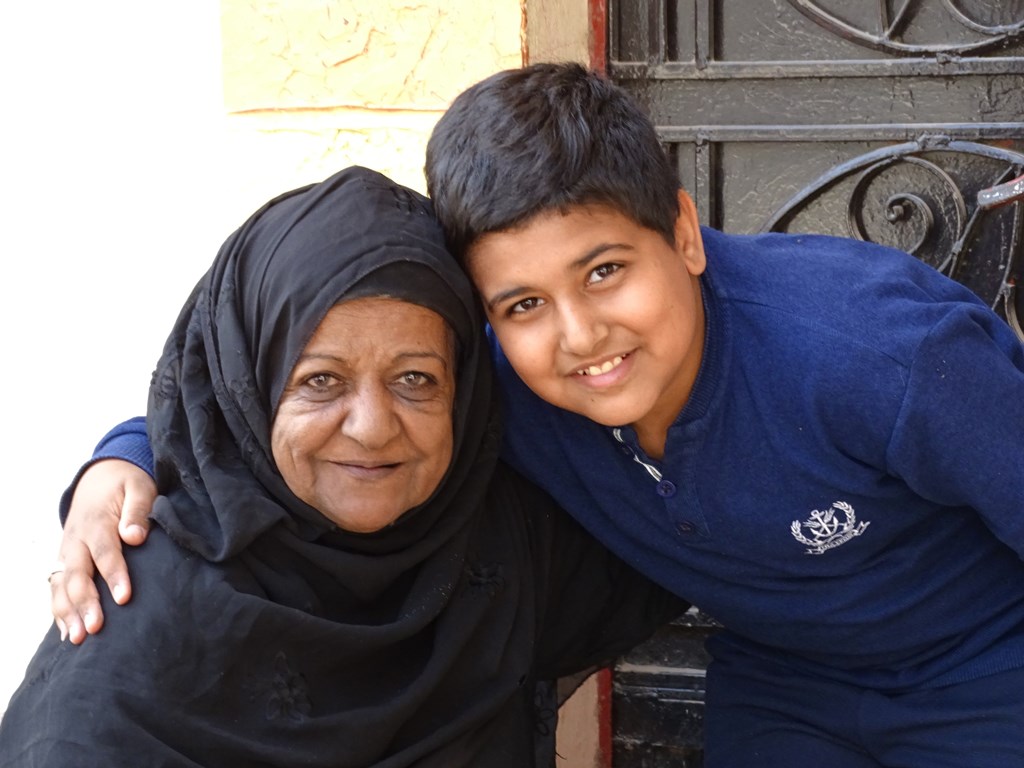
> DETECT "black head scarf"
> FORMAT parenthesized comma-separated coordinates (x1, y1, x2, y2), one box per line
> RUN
(149, 166, 493, 574)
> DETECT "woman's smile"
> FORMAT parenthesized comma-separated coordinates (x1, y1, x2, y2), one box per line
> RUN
(331, 460, 401, 478)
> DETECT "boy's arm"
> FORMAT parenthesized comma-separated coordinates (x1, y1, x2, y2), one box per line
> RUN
(889, 306, 1024, 551)
(52, 418, 156, 645)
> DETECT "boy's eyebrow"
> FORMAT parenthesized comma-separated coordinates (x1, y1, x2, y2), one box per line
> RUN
(484, 286, 531, 313)
(483, 242, 632, 312)
(568, 242, 632, 272)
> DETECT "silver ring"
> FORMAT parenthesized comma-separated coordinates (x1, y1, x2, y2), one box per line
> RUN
(47, 564, 66, 584)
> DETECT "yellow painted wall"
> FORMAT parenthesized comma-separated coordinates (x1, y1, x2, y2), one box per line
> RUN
(218, 0, 525, 197)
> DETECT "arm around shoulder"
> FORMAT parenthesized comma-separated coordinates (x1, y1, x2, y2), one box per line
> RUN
(50, 417, 157, 645)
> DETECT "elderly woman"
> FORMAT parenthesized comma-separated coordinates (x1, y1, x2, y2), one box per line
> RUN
(0, 167, 681, 767)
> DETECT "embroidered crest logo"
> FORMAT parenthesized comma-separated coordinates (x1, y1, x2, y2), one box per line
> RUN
(790, 501, 870, 555)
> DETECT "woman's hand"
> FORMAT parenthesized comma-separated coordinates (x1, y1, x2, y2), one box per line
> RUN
(50, 459, 156, 644)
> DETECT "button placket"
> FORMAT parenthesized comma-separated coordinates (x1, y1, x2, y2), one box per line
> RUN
(611, 426, 710, 539)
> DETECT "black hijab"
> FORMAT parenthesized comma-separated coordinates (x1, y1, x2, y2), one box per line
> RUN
(4, 167, 558, 767)
(146, 165, 531, 763)
(149, 165, 491, 570)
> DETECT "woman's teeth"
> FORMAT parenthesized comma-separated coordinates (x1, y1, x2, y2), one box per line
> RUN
(578, 355, 624, 376)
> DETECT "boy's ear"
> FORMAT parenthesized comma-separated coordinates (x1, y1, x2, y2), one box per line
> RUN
(674, 189, 706, 276)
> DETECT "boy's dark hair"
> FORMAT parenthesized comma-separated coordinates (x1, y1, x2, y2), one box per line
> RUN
(425, 62, 681, 260)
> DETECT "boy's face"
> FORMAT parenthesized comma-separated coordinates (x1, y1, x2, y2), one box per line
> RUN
(466, 191, 706, 455)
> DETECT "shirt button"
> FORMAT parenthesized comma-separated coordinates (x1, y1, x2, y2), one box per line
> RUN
(620, 445, 633, 456)
(656, 480, 677, 497)
(678, 521, 696, 534)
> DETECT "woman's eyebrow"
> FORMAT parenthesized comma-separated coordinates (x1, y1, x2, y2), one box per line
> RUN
(394, 350, 450, 370)
(297, 350, 449, 369)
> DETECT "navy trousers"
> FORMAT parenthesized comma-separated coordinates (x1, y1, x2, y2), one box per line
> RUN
(703, 637, 1024, 768)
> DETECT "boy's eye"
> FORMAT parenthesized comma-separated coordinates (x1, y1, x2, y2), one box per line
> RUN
(587, 262, 622, 285)
(509, 296, 544, 315)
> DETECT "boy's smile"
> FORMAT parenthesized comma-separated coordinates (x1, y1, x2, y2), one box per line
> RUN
(467, 191, 707, 458)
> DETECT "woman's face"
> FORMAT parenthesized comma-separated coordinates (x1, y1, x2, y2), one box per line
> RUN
(271, 297, 456, 533)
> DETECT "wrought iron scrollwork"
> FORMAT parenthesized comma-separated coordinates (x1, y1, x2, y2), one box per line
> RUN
(764, 137, 1024, 339)
(787, 0, 1024, 55)
(847, 156, 966, 270)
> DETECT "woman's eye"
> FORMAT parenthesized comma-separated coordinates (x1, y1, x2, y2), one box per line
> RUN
(587, 262, 621, 284)
(397, 371, 438, 389)
(395, 371, 441, 400)
(304, 373, 337, 391)
(509, 296, 543, 315)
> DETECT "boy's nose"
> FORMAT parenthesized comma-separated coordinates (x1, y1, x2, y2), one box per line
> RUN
(341, 384, 400, 448)
(557, 302, 608, 356)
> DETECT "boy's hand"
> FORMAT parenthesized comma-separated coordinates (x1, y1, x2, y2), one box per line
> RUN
(50, 459, 155, 644)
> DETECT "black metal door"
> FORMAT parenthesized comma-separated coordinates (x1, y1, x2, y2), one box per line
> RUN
(604, 2, 1024, 765)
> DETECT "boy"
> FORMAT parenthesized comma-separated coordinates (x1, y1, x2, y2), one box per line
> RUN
(52, 64, 1024, 766)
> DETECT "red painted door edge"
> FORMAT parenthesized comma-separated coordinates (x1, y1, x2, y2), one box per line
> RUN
(588, 2, 611, 762)
(588, 0, 608, 72)
(596, 667, 613, 767)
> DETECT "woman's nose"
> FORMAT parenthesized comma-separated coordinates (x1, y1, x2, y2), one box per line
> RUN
(340, 384, 400, 448)
(557, 302, 608, 356)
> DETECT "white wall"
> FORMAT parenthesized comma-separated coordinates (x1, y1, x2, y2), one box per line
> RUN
(0, 2, 253, 711)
